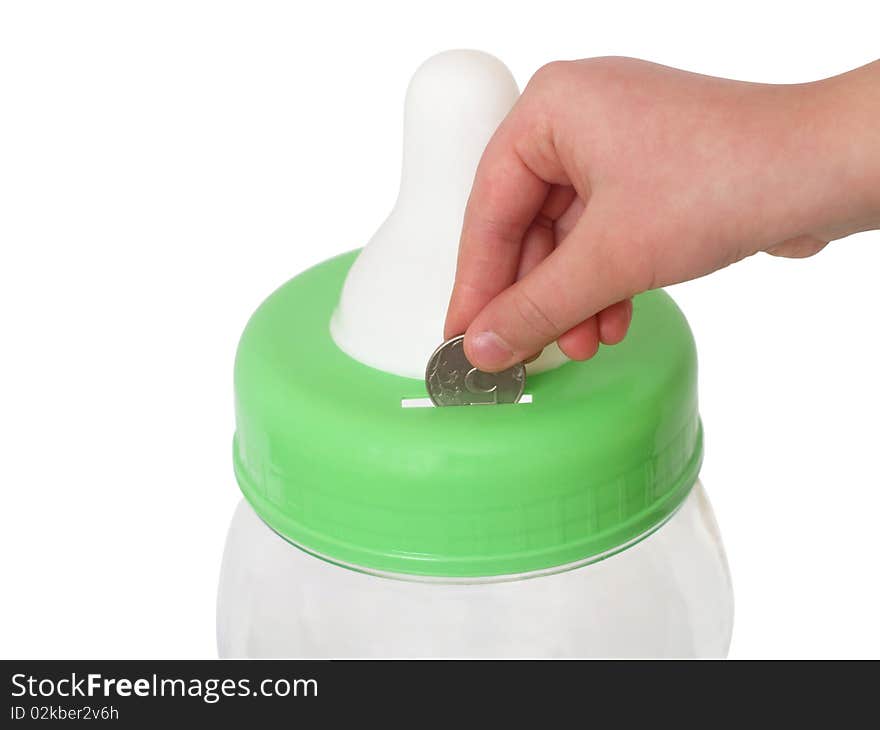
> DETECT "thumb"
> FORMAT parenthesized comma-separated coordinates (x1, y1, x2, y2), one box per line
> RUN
(463, 211, 641, 371)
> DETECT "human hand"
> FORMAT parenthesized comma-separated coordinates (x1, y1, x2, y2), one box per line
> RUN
(445, 57, 880, 370)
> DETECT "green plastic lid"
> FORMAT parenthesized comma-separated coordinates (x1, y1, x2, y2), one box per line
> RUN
(233, 250, 702, 578)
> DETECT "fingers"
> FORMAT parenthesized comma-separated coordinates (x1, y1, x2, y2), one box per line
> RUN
(515, 207, 565, 365)
(444, 104, 571, 340)
(443, 127, 548, 338)
(554, 298, 632, 361)
(516, 218, 556, 281)
(557, 317, 600, 360)
(597, 299, 633, 346)
(463, 210, 642, 371)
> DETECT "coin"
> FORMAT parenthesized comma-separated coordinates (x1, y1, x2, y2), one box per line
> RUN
(425, 335, 526, 407)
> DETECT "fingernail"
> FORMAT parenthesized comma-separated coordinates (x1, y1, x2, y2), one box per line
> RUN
(469, 331, 514, 371)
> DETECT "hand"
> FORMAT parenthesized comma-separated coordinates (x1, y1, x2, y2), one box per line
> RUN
(445, 57, 880, 371)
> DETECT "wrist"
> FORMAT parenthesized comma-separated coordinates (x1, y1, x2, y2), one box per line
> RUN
(807, 62, 880, 238)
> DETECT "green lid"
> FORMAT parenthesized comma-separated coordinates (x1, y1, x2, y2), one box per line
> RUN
(233, 250, 702, 577)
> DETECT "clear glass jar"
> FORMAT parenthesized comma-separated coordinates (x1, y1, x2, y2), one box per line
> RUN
(217, 480, 732, 658)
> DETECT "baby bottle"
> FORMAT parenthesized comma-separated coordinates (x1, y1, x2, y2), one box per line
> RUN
(216, 50, 734, 658)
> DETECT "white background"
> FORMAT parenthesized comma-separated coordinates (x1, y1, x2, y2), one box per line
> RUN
(2, 0, 878, 659)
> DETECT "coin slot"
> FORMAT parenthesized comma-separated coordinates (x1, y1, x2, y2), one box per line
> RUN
(401, 394, 533, 408)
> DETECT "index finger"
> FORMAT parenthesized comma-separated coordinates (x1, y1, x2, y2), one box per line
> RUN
(443, 114, 550, 339)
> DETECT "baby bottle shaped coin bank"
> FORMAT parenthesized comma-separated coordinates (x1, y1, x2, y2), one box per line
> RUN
(217, 50, 734, 658)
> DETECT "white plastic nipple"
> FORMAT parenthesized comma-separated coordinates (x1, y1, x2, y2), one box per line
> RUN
(330, 50, 567, 379)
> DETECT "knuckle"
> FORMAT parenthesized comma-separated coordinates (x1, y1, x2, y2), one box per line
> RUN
(528, 60, 573, 88)
(472, 212, 523, 248)
(511, 287, 561, 341)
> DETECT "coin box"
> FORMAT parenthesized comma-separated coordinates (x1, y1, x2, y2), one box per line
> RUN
(217, 50, 734, 657)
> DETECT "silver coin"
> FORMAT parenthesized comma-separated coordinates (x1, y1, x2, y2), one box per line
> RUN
(425, 335, 525, 407)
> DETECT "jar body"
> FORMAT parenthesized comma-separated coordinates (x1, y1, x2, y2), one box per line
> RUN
(217, 480, 733, 658)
